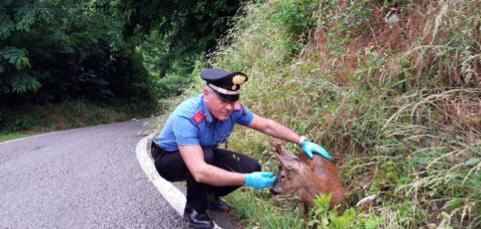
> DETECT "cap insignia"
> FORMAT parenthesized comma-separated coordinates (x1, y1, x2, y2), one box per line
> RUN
(232, 75, 246, 90)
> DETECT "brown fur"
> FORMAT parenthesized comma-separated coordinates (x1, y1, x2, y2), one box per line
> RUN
(296, 147, 345, 207)
(270, 142, 345, 228)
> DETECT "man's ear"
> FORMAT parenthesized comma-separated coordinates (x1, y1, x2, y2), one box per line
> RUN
(204, 87, 210, 103)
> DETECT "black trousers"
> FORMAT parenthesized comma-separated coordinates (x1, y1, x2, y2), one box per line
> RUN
(151, 142, 261, 212)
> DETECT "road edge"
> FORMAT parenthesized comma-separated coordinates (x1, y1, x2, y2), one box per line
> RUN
(135, 134, 223, 229)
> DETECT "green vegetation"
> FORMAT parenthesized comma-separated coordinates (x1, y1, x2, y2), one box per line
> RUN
(0, 0, 154, 104)
(120, 0, 243, 83)
(1, 0, 241, 137)
(308, 194, 384, 228)
(157, 0, 480, 228)
(0, 100, 150, 134)
(0, 132, 30, 143)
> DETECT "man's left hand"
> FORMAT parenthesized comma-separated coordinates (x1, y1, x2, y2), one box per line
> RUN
(302, 140, 332, 160)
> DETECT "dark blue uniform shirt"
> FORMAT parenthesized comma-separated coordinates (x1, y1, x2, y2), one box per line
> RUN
(154, 95, 254, 152)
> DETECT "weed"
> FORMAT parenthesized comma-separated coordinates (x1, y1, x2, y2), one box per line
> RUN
(309, 194, 384, 229)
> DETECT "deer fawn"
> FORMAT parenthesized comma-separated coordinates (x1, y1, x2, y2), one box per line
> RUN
(270, 142, 345, 228)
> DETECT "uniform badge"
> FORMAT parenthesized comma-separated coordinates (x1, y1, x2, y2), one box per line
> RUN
(234, 102, 242, 111)
(192, 110, 205, 124)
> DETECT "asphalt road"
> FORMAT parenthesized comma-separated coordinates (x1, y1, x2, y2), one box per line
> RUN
(0, 120, 187, 229)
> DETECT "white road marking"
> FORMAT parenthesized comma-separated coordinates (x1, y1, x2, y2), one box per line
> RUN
(135, 134, 222, 229)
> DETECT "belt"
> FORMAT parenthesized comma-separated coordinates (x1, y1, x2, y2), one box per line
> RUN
(150, 142, 220, 159)
(151, 142, 167, 159)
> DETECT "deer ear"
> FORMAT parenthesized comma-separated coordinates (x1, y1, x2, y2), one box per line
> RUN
(274, 141, 297, 159)
(274, 141, 300, 169)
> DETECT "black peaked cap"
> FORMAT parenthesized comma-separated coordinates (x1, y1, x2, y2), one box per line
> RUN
(201, 68, 248, 101)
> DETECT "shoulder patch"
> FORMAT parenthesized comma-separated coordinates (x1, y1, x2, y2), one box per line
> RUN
(234, 102, 242, 112)
(192, 109, 205, 124)
(234, 102, 247, 115)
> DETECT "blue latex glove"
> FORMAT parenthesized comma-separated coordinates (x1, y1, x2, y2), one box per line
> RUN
(245, 172, 276, 189)
(302, 140, 333, 160)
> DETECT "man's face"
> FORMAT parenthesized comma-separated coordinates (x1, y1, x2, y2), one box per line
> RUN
(204, 88, 236, 121)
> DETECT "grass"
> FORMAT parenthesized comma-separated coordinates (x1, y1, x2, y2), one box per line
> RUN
(0, 99, 157, 141)
(227, 188, 304, 229)
(155, 0, 481, 228)
(0, 132, 32, 143)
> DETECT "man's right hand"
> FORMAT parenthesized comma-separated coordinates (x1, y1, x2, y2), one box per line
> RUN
(245, 172, 276, 189)
(301, 140, 332, 160)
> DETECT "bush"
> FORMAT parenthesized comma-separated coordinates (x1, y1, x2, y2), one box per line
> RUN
(309, 194, 384, 229)
(271, 0, 320, 39)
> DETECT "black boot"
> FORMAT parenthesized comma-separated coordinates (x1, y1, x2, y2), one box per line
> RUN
(183, 206, 214, 229)
(208, 196, 230, 213)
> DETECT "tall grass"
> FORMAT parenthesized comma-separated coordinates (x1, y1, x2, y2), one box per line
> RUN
(155, 0, 481, 228)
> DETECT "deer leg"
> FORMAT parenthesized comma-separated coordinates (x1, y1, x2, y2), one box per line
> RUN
(303, 203, 309, 229)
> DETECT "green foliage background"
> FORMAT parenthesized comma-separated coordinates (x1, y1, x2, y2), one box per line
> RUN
(0, 0, 241, 133)
(0, 0, 152, 103)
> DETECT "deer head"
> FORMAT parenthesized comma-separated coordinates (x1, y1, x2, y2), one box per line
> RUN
(270, 141, 311, 196)
(270, 141, 345, 207)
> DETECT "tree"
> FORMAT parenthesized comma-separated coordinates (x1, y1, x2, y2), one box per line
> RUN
(114, 0, 243, 77)
(0, 0, 155, 105)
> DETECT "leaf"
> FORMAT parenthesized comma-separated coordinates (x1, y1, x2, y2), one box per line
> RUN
(443, 198, 464, 211)
(0, 47, 30, 70)
(0, 14, 14, 39)
(364, 215, 384, 229)
(35, 3, 54, 22)
(464, 157, 481, 166)
(15, 6, 36, 32)
(0, 0, 13, 6)
(10, 72, 41, 94)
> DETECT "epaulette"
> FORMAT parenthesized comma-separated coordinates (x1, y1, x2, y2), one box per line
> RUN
(192, 109, 205, 125)
(234, 102, 246, 115)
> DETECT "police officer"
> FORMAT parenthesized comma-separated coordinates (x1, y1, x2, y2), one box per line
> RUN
(151, 68, 332, 229)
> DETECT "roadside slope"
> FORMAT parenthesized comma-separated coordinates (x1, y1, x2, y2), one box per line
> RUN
(203, 1, 480, 228)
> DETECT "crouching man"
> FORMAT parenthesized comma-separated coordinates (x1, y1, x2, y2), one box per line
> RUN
(151, 68, 332, 229)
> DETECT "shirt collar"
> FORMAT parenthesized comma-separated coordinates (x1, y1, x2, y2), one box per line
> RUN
(200, 96, 214, 124)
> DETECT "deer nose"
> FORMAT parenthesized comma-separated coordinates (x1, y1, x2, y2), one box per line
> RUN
(270, 188, 280, 195)
(269, 177, 280, 195)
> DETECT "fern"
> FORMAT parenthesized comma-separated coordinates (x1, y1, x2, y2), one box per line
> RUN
(15, 3, 53, 32)
(10, 72, 41, 94)
(0, 14, 14, 39)
(0, 47, 30, 70)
